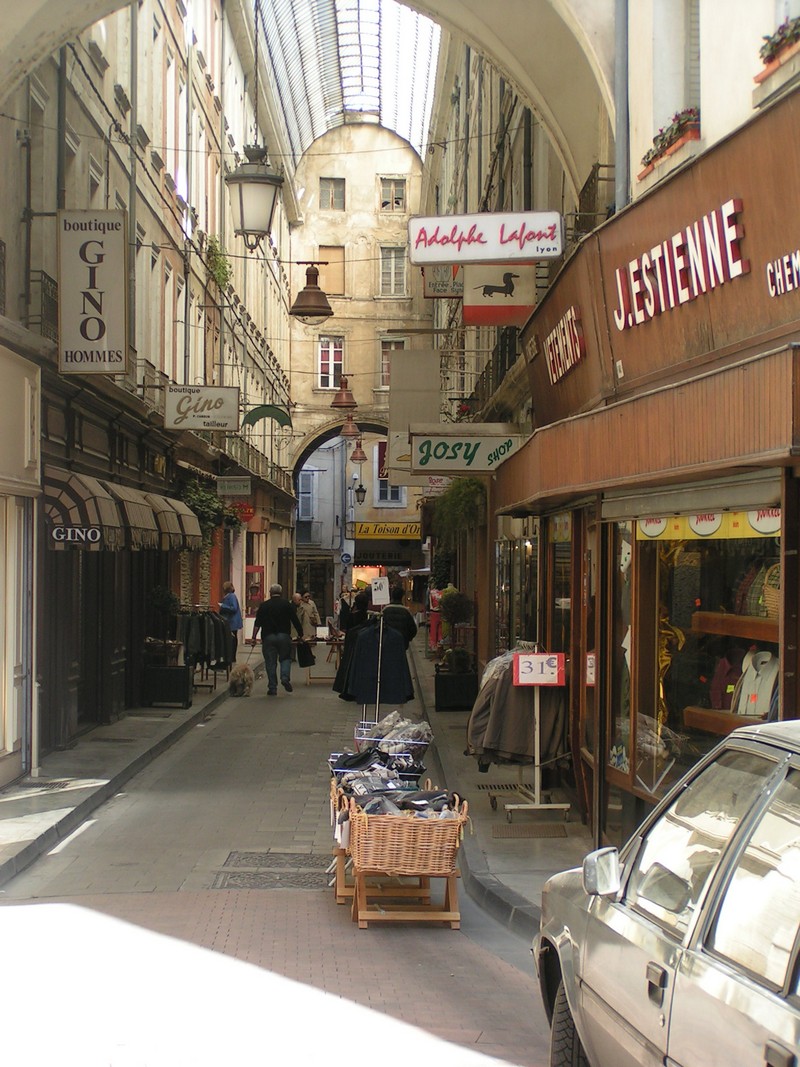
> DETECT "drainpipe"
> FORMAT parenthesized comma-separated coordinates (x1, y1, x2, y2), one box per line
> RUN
(463, 46, 470, 210)
(614, 0, 630, 211)
(523, 109, 532, 210)
(128, 2, 138, 364)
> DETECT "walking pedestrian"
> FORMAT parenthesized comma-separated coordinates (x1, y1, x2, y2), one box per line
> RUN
(294, 589, 321, 639)
(428, 581, 443, 652)
(218, 581, 243, 661)
(249, 583, 304, 695)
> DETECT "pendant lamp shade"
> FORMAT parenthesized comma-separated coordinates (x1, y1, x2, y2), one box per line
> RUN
(350, 437, 367, 465)
(289, 264, 334, 324)
(330, 375, 357, 410)
(340, 412, 359, 439)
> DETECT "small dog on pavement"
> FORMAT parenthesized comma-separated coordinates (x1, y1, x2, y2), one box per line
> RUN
(228, 662, 255, 697)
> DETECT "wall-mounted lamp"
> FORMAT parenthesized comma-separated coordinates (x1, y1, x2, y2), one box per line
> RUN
(226, 145, 284, 252)
(350, 436, 367, 465)
(289, 263, 333, 324)
(355, 483, 367, 505)
(330, 374, 357, 410)
(224, 1, 283, 254)
(340, 411, 359, 439)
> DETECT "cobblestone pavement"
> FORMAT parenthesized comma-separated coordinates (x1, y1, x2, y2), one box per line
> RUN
(0, 647, 553, 1066)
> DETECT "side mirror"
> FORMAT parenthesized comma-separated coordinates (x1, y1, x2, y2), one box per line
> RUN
(582, 846, 621, 897)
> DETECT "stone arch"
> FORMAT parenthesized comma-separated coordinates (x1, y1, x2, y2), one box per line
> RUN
(289, 417, 389, 482)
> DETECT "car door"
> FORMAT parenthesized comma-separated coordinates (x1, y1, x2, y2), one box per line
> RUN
(668, 762, 800, 1067)
(578, 747, 774, 1067)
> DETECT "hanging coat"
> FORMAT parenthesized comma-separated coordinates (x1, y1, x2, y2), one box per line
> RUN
(341, 620, 414, 706)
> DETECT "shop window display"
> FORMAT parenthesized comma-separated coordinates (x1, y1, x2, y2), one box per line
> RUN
(609, 523, 634, 777)
(620, 516, 781, 803)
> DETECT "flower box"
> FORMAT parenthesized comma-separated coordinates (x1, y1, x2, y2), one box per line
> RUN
(637, 125, 700, 181)
(755, 37, 800, 82)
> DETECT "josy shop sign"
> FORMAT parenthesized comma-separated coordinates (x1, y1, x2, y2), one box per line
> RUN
(409, 424, 521, 472)
(408, 211, 563, 265)
(58, 210, 127, 375)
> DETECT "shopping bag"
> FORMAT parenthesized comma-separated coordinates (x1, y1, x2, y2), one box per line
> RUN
(296, 642, 316, 668)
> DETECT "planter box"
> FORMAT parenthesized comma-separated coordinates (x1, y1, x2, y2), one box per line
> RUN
(434, 671, 479, 712)
(142, 665, 193, 708)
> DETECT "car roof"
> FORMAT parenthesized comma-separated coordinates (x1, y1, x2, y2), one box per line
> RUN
(730, 718, 800, 752)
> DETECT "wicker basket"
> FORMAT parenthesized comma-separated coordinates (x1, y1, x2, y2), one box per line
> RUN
(763, 562, 781, 619)
(348, 797, 468, 877)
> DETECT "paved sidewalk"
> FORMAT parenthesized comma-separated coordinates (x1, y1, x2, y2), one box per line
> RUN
(0, 637, 593, 938)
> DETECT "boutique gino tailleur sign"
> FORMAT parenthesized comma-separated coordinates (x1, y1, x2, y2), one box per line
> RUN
(58, 210, 127, 374)
(408, 211, 563, 265)
(165, 386, 240, 431)
(409, 424, 521, 472)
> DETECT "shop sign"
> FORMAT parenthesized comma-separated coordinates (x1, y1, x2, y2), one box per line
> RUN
(513, 652, 566, 686)
(165, 386, 240, 430)
(408, 211, 563, 265)
(544, 305, 586, 384)
(423, 264, 464, 298)
(58, 210, 127, 375)
(229, 500, 255, 523)
(637, 509, 781, 540)
(462, 265, 536, 326)
(217, 477, 251, 496)
(410, 429, 520, 472)
(766, 245, 800, 298)
(611, 198, 749, 332)
(355, 522, 420, 537)
(50, 525, 102, 545)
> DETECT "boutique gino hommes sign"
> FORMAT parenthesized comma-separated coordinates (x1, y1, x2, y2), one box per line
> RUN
(58, 210, 127, 374)
(409, 427, 521, 472)
(165, 386, 240, 431)
(408, 211, 563, 265)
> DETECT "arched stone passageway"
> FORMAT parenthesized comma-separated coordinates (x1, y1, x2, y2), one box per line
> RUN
(1, 0, 614, 194)
(290, 420, 389, 482)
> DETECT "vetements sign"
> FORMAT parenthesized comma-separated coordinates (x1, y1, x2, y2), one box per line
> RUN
(408, 211, 563, 265)
(58, 210, 127, 374)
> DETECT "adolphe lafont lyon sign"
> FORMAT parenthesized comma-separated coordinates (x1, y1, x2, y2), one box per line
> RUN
(408, 211, 563, 265)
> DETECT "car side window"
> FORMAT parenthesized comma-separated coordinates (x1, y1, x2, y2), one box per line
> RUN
(625, 750, 772, 936)
(708, 768, 800, 990)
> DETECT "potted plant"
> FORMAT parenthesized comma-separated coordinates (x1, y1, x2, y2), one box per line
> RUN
(638, 107, 701, 180)
(757, 16, 800, 78)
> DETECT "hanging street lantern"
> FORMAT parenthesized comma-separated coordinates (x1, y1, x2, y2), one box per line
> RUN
(290, 263, 334, 324)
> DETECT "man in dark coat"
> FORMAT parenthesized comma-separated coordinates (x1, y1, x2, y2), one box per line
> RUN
(249, 583, 303, 695)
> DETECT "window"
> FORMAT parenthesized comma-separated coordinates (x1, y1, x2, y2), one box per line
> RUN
(380, 338, 405, 388)
(378, 480, 404, 504)
(625, 749, 773, 936)
(709, 768, 800, 989)
(380, 177, 406, 211)
(318, 336, 343, 389)
(380, 247, 406, 296)
(374, 441, 406, 507)
(320, 177, 345, 210)
(297, 471, 315, 521)
(319, 246, 345, 296)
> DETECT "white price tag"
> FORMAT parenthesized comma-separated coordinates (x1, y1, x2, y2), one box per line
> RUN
(513, 652, 565, 686)
(371, 577, 390, 606)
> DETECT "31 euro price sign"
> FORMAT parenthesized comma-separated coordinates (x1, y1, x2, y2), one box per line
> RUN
(513, 652, 566, 687)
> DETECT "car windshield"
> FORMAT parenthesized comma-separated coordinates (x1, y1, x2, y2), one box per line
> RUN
(625, 749, 775, 936)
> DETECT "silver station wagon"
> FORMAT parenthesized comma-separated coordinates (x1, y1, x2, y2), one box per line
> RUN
(534, 721, 800, 1067)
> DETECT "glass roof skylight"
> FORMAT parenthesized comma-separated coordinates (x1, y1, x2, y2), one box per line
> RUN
(260, 0, 440, 164)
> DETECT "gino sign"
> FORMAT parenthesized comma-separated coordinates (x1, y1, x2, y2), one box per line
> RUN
(409, 428, 521, 472)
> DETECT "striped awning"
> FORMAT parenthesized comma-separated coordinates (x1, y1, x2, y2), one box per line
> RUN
(144, 493, 185, 551)
(163, 497, 204, 550)
(100, 482, 160, 550)
(43, 465, 125, 550)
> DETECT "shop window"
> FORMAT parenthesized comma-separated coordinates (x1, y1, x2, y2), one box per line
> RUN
(546, 514, 572, 654)
(608, 522, 634, 780)
(618, 514, 781, 806)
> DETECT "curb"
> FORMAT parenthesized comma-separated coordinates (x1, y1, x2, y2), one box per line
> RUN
(409, 647, 540, 941)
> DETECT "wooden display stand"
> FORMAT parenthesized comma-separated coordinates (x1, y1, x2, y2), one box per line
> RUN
(346, 797, 468, 930)
(331, 846, 433, 907)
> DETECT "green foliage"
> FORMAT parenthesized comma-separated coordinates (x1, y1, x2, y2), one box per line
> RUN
(441, 647, 472, 673)
(148, 585, 180, 616)
(180, 479, 241, 543)
(760, 16, 800, 63)
(641, 107, 700, 168)
(431, 550, 453, 590)
(438, 588, 474, 626)
(206, 235, 233, 290)
(432, 477, 486, 549)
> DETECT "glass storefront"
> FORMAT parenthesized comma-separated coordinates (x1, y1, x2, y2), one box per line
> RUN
(493, 523, 539, 655)
(607, 510, 781, 821)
